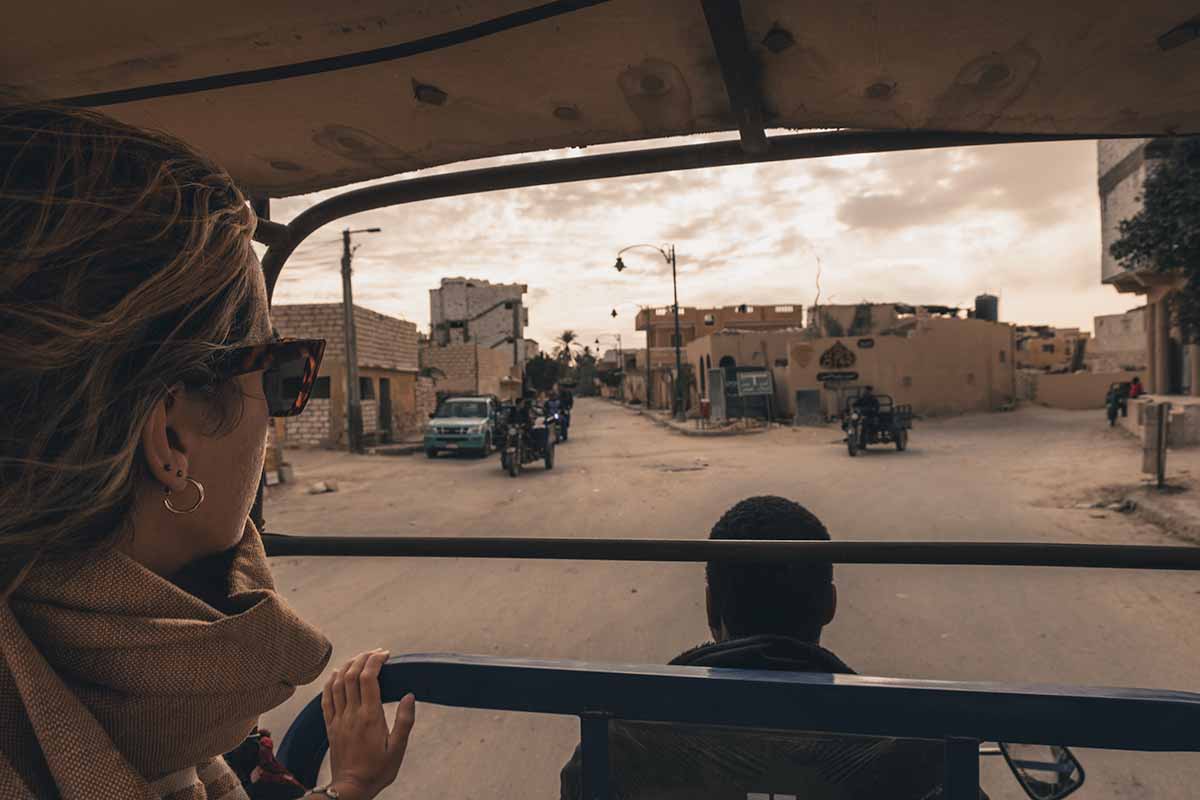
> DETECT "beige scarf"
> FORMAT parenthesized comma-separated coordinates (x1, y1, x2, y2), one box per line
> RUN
(0, 521, 331, 799)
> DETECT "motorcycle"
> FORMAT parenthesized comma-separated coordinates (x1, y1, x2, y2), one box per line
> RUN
(499, 407, 556, 477)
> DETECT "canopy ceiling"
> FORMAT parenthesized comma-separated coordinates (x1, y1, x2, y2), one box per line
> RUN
(5, 1, 1199, 196)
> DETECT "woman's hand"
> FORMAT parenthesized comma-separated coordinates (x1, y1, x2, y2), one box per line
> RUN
(321, 649, 416, 800)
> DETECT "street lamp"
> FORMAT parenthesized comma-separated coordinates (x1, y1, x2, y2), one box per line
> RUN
(341, 226, 381, 454)
(613, 244, 685, 420)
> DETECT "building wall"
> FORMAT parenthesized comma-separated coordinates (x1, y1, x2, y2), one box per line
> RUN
(806, 304, 904, 337)
(636, 303, 805, 349)
(686, 330, 810, 416)
(272, 303, 418, 371)
(1034, 371, 1137, 410)
(285, 397, 333, 446)
(429, 277, 527, 365)
(419, 344, 516, 397)
(787, 318, 1015, 417)
(1088, 308, 1149, 373)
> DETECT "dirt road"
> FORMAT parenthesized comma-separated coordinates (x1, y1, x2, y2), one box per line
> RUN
(262, 399, 1200, 799)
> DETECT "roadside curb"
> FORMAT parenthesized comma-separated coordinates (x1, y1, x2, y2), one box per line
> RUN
(1126, 484, 1200, 544)
(367, 442, 425, 456)
(607, 399, 769, 437)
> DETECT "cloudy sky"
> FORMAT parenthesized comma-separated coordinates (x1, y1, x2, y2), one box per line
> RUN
(265, 134, 1140, 354)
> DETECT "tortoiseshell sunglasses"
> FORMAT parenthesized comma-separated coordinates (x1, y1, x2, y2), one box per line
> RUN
(212, 338, 326, 417)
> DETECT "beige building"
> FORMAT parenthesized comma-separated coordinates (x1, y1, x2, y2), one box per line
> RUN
(636, 303, 805, 349)
(686, 328, 809, 416)
(272, 303, 421, 448)
(1013, 326, 1088, 372)
(429, 277, 528, 368)
(1098, 139, 1196, 396)
(807, 302, 966, 337)
(787, 317, 1015, 418)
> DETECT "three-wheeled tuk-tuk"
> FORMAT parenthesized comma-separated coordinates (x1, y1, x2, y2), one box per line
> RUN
(843, 393, 914, 456)
(8, 1, 1200, 798)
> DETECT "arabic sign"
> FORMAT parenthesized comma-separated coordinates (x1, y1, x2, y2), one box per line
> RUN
(736, 371, 773, 396)
(817, 371, 859, 383)
(819, 341, 856, 369)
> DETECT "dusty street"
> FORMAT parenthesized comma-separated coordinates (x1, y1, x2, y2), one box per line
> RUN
(262, 399, 1200, 799)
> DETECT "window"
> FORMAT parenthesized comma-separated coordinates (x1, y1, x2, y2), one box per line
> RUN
(902, 376, 913, 387)
(999, 350, 1007, 363)
(703, 314, 716, 326)
(311, 376, 331, 399)
(966, 373, 976, 385)
(775, 305, 794, 313)
(774, 358, 789, 368)
(1041, 344, 1055, 353)
(699, 362, 706, 393)
(359, 377, 375, 399)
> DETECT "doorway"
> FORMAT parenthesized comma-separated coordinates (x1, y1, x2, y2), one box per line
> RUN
(378, 377, 394, 443)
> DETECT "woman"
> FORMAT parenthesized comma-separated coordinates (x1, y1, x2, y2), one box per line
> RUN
(0, 105, 414, 799)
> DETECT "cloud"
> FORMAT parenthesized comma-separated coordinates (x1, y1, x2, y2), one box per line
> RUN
(262, 137, 1132, 344)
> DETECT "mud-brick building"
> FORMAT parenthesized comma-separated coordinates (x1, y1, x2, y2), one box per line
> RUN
(271, 303, 422, 448)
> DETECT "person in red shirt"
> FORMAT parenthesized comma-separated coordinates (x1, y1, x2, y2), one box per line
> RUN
(1129, 376, 1145, 399)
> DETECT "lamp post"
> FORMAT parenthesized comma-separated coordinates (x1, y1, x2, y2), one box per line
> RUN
(613, 244, 685, 420)
(341, 226, 381, 453)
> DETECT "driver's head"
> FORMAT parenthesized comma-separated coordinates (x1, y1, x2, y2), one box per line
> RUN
(705, 496, 836, 644)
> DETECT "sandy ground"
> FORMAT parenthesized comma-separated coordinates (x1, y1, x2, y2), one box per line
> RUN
(261, 399, 1200, 799)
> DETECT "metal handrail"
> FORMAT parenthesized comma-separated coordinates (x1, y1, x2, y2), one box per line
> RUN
(276, 654, 1200, 799)
(262, 535, 1200, 570)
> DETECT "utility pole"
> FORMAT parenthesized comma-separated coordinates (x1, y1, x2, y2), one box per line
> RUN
(669, 244, 685, 421)
(512, 300, 524, 392)
(340, 226, 381, 454)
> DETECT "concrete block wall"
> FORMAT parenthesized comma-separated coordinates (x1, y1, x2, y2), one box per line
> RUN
(272, 303, 417, 372)
(420, 345, 479, 394)
(285, 398, 332, 446)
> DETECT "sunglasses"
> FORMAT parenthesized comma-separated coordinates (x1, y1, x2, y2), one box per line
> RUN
(212, 338, 326, 417)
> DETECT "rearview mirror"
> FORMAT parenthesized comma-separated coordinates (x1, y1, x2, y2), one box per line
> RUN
(1000, 743, 1084, 799)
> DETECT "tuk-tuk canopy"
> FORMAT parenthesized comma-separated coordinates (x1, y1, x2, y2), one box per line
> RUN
(5, 1, 1198, 197)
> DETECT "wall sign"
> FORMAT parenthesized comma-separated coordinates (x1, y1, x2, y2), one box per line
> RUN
(736, 371, 773, 396)
(819, 341, 856, 369)
(817, 371, 859, 383)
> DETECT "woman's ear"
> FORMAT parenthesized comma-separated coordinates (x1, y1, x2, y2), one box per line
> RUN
(140, 385, 189, 492)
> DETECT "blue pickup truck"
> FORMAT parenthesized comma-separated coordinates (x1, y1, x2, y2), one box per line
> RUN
(424, 396, 498, 458)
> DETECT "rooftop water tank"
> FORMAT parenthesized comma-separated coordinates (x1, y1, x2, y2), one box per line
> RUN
(975, 294, 999, 322)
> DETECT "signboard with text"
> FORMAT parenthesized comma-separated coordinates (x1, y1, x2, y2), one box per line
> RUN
(737, 371, 773, 396)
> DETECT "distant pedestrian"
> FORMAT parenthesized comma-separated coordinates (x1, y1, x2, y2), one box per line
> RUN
(1129, 376, 1145, 399)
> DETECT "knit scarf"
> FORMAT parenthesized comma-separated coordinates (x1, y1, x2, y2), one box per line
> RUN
(0, 521, 331, 799)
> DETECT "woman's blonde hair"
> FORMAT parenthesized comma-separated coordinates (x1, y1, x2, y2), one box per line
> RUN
(0, 105, 268, 594)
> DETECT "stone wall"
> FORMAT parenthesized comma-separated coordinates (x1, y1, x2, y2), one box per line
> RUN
(413, 377, 437, 430)
(361, 398, 378, 435)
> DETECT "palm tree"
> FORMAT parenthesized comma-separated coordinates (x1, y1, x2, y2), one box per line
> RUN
(554, 330, 579, 365)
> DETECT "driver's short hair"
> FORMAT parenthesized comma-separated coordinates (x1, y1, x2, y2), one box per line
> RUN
(706, 496, 833, 638)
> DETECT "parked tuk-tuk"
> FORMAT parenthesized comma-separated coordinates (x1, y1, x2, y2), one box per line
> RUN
(9, 2, 1200, 798)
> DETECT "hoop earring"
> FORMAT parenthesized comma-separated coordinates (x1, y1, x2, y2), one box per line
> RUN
(163, 477, 206, 515)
